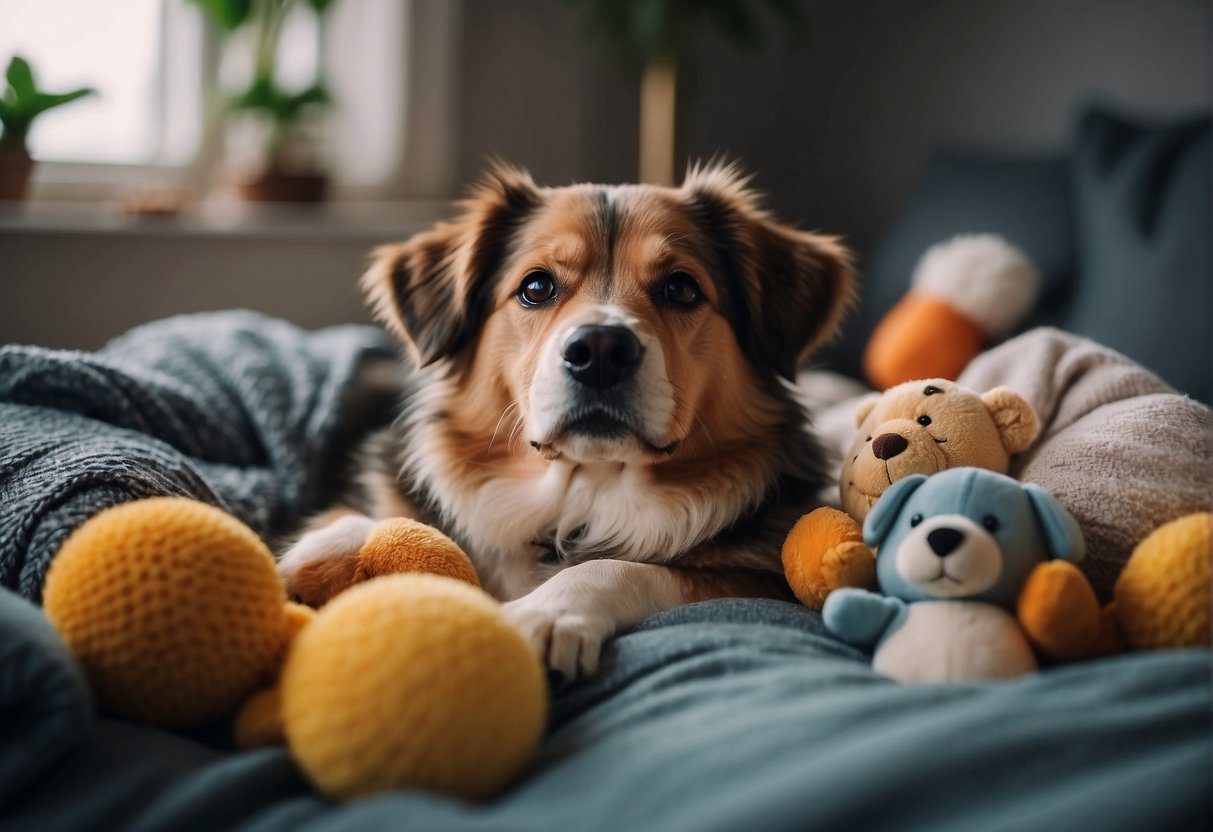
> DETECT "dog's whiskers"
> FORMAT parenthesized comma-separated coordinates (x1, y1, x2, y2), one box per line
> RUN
(487, 400, 521, 457)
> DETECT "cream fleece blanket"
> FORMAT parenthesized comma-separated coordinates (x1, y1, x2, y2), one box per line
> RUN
(810, 328, 1213, 600)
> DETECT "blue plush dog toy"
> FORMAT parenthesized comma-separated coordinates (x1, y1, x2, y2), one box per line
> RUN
(822, 467, 1086, 683)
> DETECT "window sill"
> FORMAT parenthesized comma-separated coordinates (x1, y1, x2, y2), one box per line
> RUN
(0, 197, 452, 243)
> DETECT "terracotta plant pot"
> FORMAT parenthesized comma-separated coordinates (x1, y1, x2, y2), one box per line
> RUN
(0, 147, 34, 202)
(235, 168, 329, 204)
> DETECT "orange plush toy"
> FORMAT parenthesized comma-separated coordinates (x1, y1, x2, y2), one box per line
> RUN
(783, 379, 1039, 610)
(863, 234, 1042, 391)
(42, 499, 547, 802)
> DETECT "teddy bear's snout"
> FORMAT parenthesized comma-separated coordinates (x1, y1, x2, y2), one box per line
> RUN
(872, 433, 909, 460)
(926, 527, 965, 557)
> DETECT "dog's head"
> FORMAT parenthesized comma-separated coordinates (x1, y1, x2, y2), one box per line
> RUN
(863, 467, 1085, 610)
(363, 162, 854, 466)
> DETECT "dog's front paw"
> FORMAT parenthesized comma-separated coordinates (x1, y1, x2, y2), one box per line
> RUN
(502, 594, 613, 683)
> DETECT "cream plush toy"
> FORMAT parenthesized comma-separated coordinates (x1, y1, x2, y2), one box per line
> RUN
(783, 379, 1039, 610)
(863, 235, 1042, 391)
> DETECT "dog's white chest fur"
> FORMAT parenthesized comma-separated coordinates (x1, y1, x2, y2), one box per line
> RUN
(457, 459, 709, 600)
(873, 601, 1038, 683)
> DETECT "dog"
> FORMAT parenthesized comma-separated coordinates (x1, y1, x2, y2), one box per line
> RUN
(278, 161, 855, 681)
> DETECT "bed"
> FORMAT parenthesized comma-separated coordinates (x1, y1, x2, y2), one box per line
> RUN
(0, 105, 1210, 830)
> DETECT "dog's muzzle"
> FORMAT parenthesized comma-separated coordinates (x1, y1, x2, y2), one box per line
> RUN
(561, 325, 644, 392)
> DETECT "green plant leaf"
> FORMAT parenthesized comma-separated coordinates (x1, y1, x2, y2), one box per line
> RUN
(228, 77, 328, 124)
(703, 0, 762, 52)
(27, 88, 97, 118)
(189, 0, 253, 31)
(303, 0, 338, 13)
(5, 56, 37, 101)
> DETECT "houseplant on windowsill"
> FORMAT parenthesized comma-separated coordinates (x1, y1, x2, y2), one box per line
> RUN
(0, 56, 95, 202)
(565, 0, 805, 186)
(193, 0, 337, 203)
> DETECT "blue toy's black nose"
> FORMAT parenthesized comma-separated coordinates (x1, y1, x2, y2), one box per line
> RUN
(927, 527, 964, 557)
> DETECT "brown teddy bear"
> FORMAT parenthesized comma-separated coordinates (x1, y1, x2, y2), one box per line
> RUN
(784, 378, 1040, 610)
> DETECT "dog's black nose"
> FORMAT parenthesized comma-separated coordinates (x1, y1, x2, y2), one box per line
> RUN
(926, 527, 964, 557)
(872, 433, 909, 460)
(562, 325, 643, 390)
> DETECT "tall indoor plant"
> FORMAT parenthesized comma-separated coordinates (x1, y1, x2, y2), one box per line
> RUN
(192, 0, 337, 202)
(0, 56, 95, 202)
(565, 0, 805, 185)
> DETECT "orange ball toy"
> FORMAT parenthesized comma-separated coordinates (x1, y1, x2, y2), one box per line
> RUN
(42, 498, 288, 728)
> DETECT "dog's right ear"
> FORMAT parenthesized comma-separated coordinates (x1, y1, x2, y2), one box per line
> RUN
(362, 164, 542, 366)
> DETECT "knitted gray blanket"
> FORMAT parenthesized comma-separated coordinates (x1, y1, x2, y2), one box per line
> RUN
(0, 311, 397, 601)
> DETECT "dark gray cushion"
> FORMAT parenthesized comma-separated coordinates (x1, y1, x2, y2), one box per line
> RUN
(823, 149, 1075, 379)
(1067, 108, 1211, 403)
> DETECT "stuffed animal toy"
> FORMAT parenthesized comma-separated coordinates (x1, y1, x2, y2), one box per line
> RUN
(42, 498, 547, 801)
(821, 468, 1110, 683)
(783, 379, 1039, 610)
(1111, 511, 1212, 651)
(863, 234, 1041, 391)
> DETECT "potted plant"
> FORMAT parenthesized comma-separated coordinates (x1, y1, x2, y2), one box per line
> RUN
(565, 0, 805, 185)
(0, 56, 95, 202)
(192, 0, 337, 203)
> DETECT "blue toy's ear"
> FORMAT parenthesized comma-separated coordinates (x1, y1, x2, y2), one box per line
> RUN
(1023, 483, 1086, 562)
(863, 474, 928, 547)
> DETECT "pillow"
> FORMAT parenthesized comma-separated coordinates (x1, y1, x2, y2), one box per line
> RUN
(1067, 108, 1211, 404)
(823, 149, 1075, 379)
(814, 327, 1213, 600)
(0, 589, 94, 807)
(958, 328, 1213, 600)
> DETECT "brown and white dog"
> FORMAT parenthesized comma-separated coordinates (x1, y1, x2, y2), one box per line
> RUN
(278, 162, 854, 681)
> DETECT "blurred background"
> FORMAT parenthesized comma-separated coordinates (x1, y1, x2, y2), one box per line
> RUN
(1, 0, 1209, 398)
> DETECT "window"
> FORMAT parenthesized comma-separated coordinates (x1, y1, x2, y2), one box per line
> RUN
(0, 0, 204, 166)
(2, 0, 444, 200)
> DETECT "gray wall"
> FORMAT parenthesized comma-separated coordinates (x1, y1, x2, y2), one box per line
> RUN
(3, 0, 1208, 351)
(455, 0, 1209, 252)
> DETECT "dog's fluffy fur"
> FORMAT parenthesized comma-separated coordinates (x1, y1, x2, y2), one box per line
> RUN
(279, 162, 854, 679)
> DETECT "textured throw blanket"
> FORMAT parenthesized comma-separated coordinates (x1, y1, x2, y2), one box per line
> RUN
(2, 317, 1210, 604)
(0, 311, 397, 601)
(814, 328, 1213, 599)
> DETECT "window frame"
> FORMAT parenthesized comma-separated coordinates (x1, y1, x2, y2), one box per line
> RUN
(24, 0, 462, 204)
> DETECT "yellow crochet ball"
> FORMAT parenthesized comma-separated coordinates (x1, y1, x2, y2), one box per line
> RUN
(43, 498, 287, 727)
(281, 573, 547, 801)
(1115, 512, 1212, 650)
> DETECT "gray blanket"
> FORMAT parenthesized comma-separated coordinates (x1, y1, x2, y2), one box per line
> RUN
(0, 311, 396, 601)
(1, 590, 1208, 831)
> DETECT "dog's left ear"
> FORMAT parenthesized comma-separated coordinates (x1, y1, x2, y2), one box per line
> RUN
(363, 164, 541, 366)
(1023, 484, 1086, 562)
(682, 162, 855, 379)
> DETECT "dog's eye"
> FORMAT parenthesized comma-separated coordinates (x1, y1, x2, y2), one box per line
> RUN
(661, 272, 702, 308)
(910, 514, 923, 527)
(982, 515, 1001, 533)
(917, 415, 932, 426)
(518, 271, 558, 307)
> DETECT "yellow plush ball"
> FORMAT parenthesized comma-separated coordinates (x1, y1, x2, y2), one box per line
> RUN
(281, 573, 547, 801)
(1114, 512, 1212, 650)
(43, 498, 287, 727)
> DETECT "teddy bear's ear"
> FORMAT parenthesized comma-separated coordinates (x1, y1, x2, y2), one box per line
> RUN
(863, 474, 928, 547)
(1023, 483, 1086, 562)
(980, 386, 1040, 454)
(853, 393, 882, 428)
